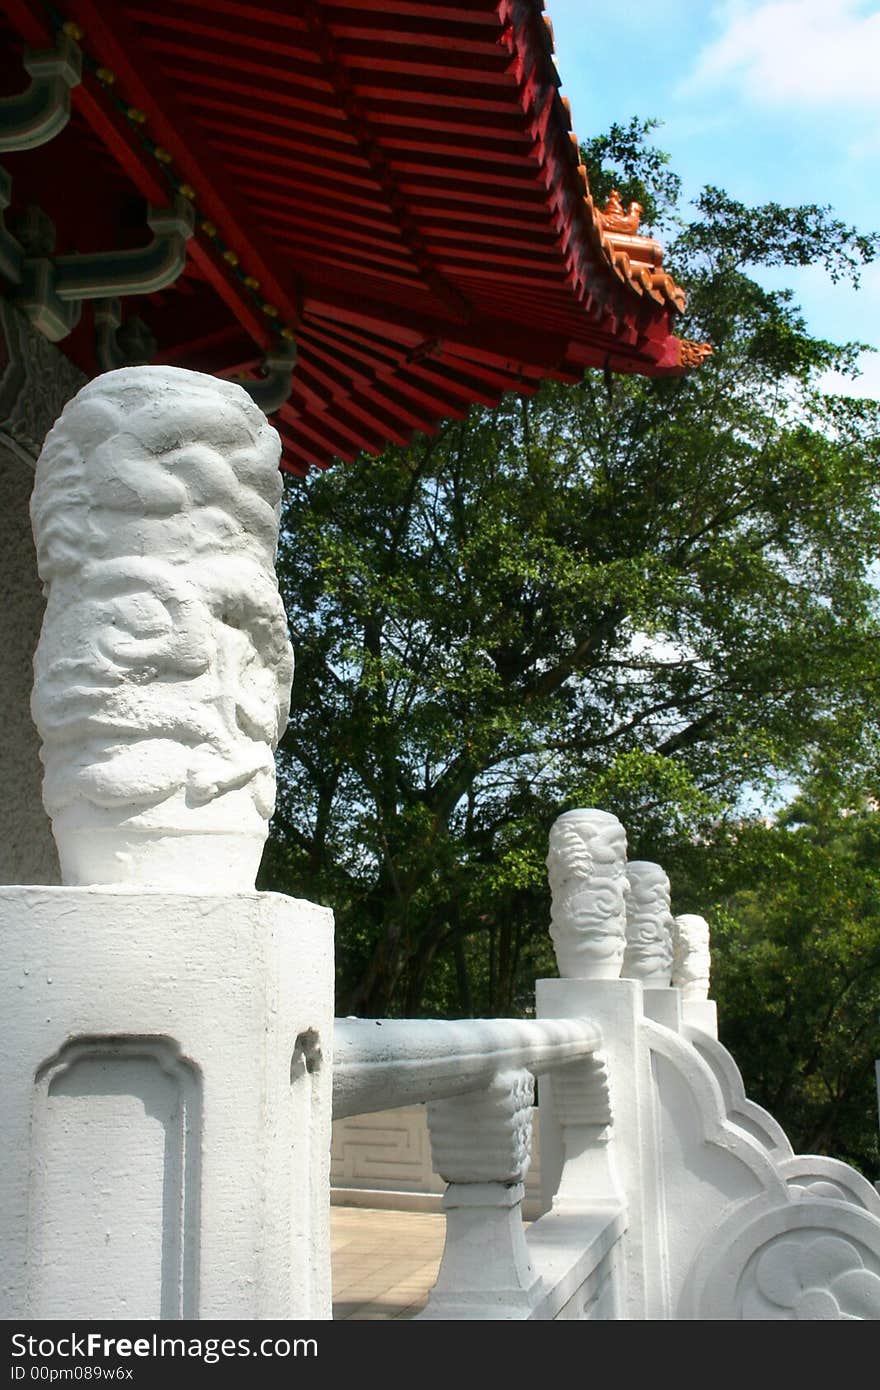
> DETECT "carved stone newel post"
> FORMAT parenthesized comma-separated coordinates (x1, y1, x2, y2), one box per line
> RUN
(672, 913, 710, 1000)
(30, 367, 293, 888)
(535, 809, 629, 1302)
(0, 368, 334, 1321)
(672, 911, 716, 1033)
(622, 860, 674, 987)
(547, 808, 628, 979)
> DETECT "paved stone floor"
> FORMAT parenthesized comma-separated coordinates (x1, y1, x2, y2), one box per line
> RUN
(331, 1206, 447, 1319)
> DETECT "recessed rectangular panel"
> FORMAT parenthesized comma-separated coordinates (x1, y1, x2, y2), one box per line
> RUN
(29, 1038, 199, 1320)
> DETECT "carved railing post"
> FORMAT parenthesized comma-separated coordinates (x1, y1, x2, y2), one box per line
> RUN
(1, 367, 333, 1321)
(422, 1069, 541, 1318)
(672, 912, 716, 1034)
(622, 860, 674, 987)
(538, 812, 665, 1317)
(29, 366, 293, 889)
(547, 808, 628, 979)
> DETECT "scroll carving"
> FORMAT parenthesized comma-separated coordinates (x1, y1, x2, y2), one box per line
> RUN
(30, 365, 293, 889)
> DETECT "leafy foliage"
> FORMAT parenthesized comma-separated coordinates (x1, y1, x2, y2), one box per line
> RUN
(679, 187, 879, 285)
(262, 119, 880, 1083)
(669, 782, 880, 1174)
(580, 117, 681, 230)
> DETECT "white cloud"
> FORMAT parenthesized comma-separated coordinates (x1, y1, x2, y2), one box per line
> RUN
(687, 1, 880, 113)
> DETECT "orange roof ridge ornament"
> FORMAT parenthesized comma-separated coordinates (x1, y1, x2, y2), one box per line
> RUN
(599, 189, 671, 289)
(601, 190, 644, 236)
(592, 188, 710, 364)
(533, 0, 711, 354)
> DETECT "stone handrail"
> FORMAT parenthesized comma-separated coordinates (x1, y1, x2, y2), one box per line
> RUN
(332, 1016, 603, 1119)
(332, 1015, 616, 1319)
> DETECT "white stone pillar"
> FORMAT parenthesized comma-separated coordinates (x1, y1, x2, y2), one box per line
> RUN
(0, 366, 334, 1320)
(536, 977, 666, 1320)
(538, 813, 669, 1318)
(0, 889, 332, 1320)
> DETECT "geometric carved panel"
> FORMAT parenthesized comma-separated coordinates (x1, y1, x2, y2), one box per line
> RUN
(331, 1107, 443, 1193)
(29, 1037, 200, 1320)
(330, 1105, 543, 1199)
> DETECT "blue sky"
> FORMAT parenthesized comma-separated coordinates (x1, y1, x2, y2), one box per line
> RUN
(546, 0, 880, 397)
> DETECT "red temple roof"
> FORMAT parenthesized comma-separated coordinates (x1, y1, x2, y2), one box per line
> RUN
(1, 1, 707, 474)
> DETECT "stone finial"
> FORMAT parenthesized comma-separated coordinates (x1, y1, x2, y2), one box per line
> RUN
(622, 861, 674, 986)
(30, 366, 293, 890)
(672, 913, 711, 1000)
(546, 809, 628, 979)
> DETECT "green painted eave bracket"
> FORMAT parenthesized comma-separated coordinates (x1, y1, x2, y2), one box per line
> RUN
(13, 196, 195, 341)
(234, 340, 298, 415)
(52, 197, 195, 301)
(0, 34, 81, 154)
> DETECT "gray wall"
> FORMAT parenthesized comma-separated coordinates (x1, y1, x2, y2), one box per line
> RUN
(0, 302, 85, 883)
(0, 438, 59, 883)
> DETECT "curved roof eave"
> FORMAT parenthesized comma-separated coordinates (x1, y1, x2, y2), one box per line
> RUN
(2, 0, 709, 474)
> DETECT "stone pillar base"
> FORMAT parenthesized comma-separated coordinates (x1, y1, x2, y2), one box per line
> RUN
(421, 1183, 541, 1319)
(537, 977, 661, 1318)
(0, 887, 334, 1320)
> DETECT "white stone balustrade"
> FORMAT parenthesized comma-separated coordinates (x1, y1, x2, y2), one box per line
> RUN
(4, 361, 880, 1321)
(332, 1016, 628, 1319)
(535, 807, 880, 1320)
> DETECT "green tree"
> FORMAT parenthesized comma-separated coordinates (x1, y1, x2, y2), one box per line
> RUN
(669, 782, 880, 1175)
(261, 121, 880, 1029)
